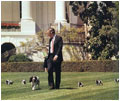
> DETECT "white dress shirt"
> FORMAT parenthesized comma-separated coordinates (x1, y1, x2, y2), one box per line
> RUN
(50, 34, 56, 53)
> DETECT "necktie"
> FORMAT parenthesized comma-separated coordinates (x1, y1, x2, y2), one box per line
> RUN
(51, 39, 54, 53)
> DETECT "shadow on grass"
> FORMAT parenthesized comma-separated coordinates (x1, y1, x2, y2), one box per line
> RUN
(36, 88, 41, 90)
(60, 87, 77, 90)
(74, 88, 119, 100)
(48, 86, 118, 100)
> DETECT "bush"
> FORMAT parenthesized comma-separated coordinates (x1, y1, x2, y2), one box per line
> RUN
(8, 53, 32, 62)
(59, 26, 85, 43)
(62, 60, 119, 72)
(1, 62, 44, 72)
(1, 60, 119, 72)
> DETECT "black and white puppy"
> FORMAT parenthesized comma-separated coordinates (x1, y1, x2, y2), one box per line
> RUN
(114, 78, 119, 83)
(22, 80, 26, 85)
(95, 80, 103, 85)
(6, 80, 14, 85)
(29, 76, 40, 90)
(78, 82, 84, 87)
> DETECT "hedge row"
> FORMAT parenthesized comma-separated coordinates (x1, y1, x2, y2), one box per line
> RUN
(1, 60, 119, 72)
(1, 62, 44, 72)
(62, 60, 119, 72)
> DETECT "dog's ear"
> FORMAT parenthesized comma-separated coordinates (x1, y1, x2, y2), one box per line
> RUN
(34, 76, 37, 82)
(6, 80, 8, 84)
(29, 76, 33, 82)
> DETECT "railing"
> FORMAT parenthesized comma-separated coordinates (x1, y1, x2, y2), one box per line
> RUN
(1, 21, 21, 32)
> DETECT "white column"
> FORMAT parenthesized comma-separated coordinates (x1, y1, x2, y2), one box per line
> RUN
(55, 1, 67, 23)
(21, 1, 35, 34)
(21, 1, 32, 20)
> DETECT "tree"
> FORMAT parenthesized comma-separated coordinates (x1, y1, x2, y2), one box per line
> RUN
(70, 1, 119, 60)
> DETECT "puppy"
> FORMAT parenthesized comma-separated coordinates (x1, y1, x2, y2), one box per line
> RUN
(6, 80, 13, 85)
(78, 82, 84, 87)
(95, 80, 103, 85)
(22, 80, 26, 85)
(114, 78, 119, 83)
(29, 76, 40, 90)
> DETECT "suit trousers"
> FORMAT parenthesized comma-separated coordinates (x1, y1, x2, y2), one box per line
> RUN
(47, 54, 62, 88)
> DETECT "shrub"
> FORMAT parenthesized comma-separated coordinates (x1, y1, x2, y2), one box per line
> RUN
(8, 53, 32, 62)
(58, 26, 85, 43)
(1, 62, 44, 72)
(62, 60, 119, 72)
(1, 60, 119, 72)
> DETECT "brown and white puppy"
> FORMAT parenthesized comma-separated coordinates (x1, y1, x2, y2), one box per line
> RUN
(114, 78, 119, 83)
(78, 82, 84, 87)
(29, 76, 40, 90)
(22, 80, 26, 85)
(6, 80, 14, 85)
(95, 80, 103, 85)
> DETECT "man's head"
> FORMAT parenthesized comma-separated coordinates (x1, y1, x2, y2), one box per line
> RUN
(46, 28, 55, 38)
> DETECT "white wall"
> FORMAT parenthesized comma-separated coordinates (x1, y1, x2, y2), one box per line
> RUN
(1, 1, 84, 62)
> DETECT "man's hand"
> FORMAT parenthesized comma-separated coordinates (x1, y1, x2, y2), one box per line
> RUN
(53, 55, 58, 61)
(45, 68, 48, 72)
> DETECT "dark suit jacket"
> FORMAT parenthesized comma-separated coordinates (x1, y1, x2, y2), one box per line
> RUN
(48, 35, 63, 62)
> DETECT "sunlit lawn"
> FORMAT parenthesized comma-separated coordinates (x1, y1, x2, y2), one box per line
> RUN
(1, 72, 119, 100)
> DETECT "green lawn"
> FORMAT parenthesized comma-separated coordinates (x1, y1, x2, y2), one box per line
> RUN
(1, 72, 119, 100)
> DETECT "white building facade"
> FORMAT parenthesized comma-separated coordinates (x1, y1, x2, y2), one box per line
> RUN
(1, 1, 84, 62)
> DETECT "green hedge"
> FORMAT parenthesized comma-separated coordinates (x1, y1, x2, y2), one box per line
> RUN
(62, 60, 119, 72)
(8, 53, 32, 62)
(1, 62, 44, 72)
(1, 60, 119, 72)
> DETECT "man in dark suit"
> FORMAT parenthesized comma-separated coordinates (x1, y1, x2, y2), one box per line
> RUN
(45, 28, 63, 89)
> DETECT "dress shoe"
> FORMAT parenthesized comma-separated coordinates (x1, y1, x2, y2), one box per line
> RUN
(49, 86, 55, 90)
(55, 86, 60, 89)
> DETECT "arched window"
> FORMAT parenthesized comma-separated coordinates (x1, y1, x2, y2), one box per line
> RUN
(1, 43, 16, 62)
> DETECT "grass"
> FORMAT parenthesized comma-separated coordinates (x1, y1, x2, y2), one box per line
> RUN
(1, 72, 119, 100)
